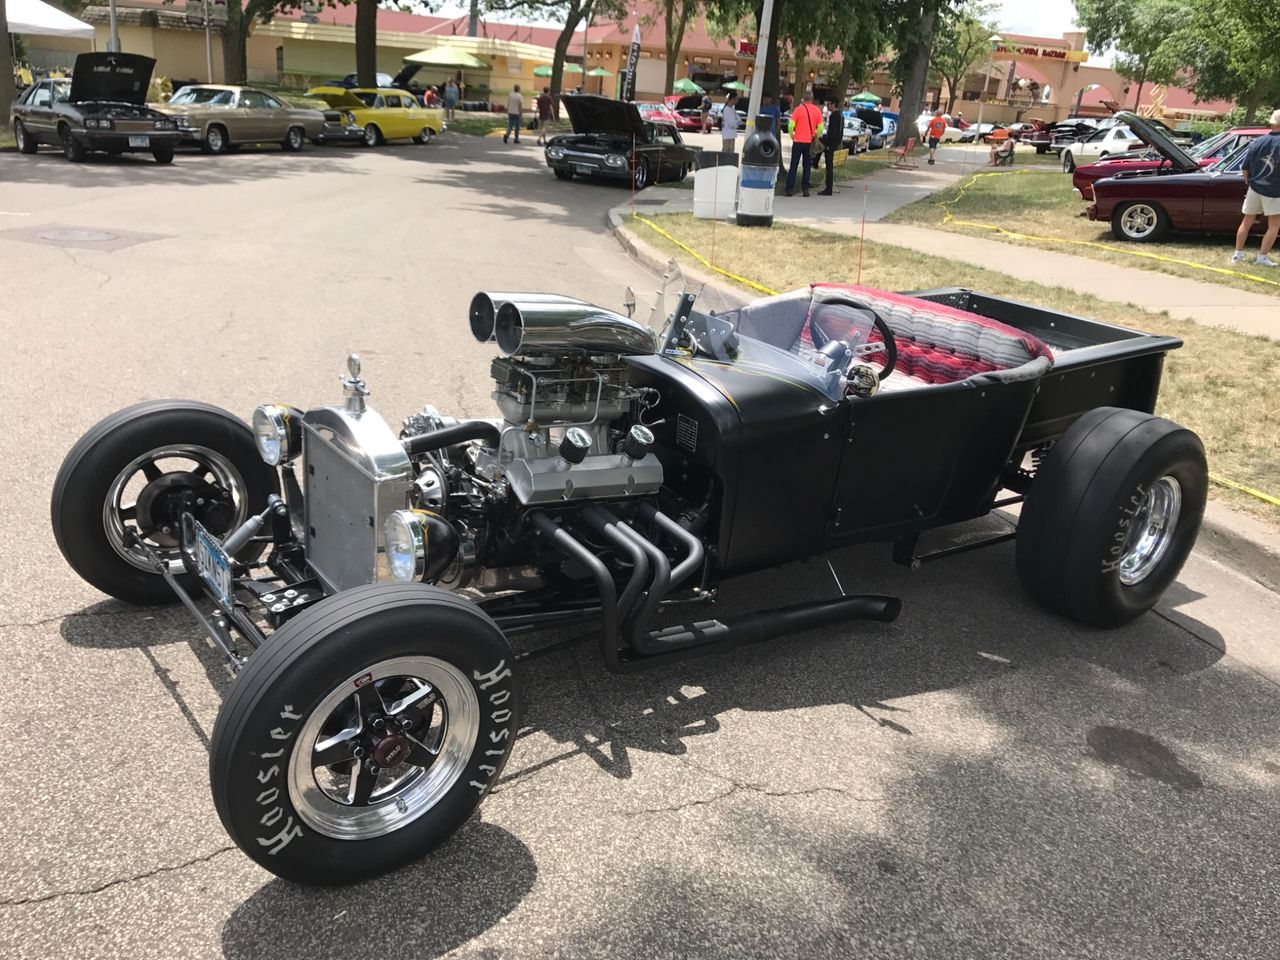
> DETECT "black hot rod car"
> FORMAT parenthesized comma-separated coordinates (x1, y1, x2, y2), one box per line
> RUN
(51, 280, 1206, 884)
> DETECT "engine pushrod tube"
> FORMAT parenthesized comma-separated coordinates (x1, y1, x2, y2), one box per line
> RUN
(402, 420, 501, 457)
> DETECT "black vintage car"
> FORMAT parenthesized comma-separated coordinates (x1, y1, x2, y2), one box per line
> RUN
(9, 53, 180, 163)
(52, 279, 1206, 885)
(545, 94, 698, 190)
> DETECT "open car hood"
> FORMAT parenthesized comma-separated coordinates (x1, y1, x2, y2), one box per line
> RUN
(305, 87, 367, 109)
(854, 107, 883, 131)
(391, 62, 423, 88)
(562, 94, 648, 138)
(1115, 111, 1198, 172)
(69, 53, 155, 105)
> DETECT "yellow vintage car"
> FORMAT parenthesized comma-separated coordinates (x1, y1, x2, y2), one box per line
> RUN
(304, 87, 443, 147)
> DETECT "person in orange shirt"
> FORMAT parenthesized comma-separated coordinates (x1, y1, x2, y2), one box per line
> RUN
(926, 109, 948, 165)
(785, 91, 825, 197)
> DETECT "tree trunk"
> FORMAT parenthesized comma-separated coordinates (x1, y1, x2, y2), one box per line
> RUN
(0, 0, 16, 130)
(549, 9, 584, 120)
(663, 1, 693, 96)
(356, 0, 378, 89)
(944, 78, 957, 115)
(1131, 63, 1146, 112)
(895, 4, 937, 146)
(219, 2, 248, 83)
(759, 0, 782, 100)
(791, 53, 805, 103)
(1241, 78, 1263, 124)
(835, 55, 855, 103)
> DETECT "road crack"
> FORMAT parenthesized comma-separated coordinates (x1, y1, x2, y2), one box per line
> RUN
(621, 782, 886, 817)
(0, 608, 145, 630)
(0, 846, 236, 907)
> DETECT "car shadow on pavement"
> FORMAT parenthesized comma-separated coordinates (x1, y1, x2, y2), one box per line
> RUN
(220, 819, 537, 960)
(0, 148, 370, 188)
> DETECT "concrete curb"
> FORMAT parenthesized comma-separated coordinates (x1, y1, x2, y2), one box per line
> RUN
(607, 204, 1280, 593)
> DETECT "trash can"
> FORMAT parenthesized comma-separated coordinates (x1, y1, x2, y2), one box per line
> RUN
(737, 115, 781, 227)
(693, 150, 739, 220)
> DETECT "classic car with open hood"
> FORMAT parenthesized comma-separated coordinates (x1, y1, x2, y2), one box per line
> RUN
(159, 85, 329, 154)
(545, 95, 697, 190)
(9, 53, 179, 163)
(304, 86, 443, 147)
(1086, 114, 1264, 242)
(53, 268, 1206, 886)
(1072, 124, 1267, 200)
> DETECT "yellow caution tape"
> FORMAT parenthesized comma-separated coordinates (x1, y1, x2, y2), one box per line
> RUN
(629, 213, 779, 296)
(936, 171, 1280, 290)
(626, 210, 1278, 510)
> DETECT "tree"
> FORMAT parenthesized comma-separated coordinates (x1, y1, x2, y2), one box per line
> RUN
(642, 0, 699, 96)
(1073, 0, 1188, 111)
(891, 0, 947, 145)
(486, 0, 625, 117)
(1, 0, 14, 132)
(209, 0, 305, 83)
(1158, 0, 1280, 123)
(931, 2, 994, 113)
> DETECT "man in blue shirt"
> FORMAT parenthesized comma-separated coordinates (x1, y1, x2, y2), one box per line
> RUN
(1231, 108, 1280, 267)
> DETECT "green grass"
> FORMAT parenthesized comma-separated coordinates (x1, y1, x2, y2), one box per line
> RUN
(624, 212, 1280, 522)
(445, 113, 507, 136)
(886, 169, 1280, 297)
(0, 128, 15, 151)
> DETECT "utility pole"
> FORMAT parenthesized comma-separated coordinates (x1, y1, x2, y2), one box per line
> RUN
(108, 0, 120, 51)
(203, 0, 213, 81)
(745, 0, 775, 125)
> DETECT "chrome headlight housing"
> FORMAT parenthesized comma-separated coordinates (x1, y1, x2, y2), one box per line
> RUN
(605, 153, 626, 167)
(252, 404, 301, 466)
(384, 509, 427, 582)
(546, 146, 565, 159)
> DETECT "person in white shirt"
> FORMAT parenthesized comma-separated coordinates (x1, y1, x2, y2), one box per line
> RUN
(504, 85, 524, 144)
(720, 92, 739, 153)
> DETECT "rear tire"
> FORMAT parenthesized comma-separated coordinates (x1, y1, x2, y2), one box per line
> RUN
(632, 158, 650, 191)
(1016, 407, 1207, 627)
(210, 584, 521, 885)
(203, 124, 229, 155)
(14, 120, 38, 154)
(51, 401, 278, 605)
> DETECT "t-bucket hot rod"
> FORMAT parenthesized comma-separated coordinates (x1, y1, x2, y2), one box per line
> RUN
(52, 278, 1207, 884)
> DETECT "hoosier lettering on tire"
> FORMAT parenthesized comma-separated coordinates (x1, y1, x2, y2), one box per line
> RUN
(209, 583, 521, 885)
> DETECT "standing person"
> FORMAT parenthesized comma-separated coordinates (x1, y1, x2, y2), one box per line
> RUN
(504, 84, 524, 144)
(1230, 108, 1280, 267)
(535, 86, 554, 145)
(818, 100, 845, 195)
(700, 92, 713, 133)
(444, 79, 458, 121)
(784, 91, 824, 197)
(720, 92, 739, 153)
(926, 109, 947, 165)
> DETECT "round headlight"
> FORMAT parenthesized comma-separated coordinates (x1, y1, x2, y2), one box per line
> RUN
(384, 510, 426, 582)
(252, 404, 296, 466)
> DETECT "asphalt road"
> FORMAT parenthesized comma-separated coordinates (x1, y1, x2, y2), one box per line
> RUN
(1, 135, 1278, 960)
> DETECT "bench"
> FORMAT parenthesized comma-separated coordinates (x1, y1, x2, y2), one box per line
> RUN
(890, 137, 918, 169)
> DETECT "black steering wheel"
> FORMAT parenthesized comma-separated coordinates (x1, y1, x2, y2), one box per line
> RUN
(808, 301, 897, 382)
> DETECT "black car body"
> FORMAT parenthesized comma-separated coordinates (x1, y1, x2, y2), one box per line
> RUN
(9, 53, 180, 162)
(546, 95, 698, 190)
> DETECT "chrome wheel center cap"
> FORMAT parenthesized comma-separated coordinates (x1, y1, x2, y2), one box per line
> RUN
(372, 734, 410, 768)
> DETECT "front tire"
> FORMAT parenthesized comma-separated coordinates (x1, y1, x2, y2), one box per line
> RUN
(282, 126, 305, 152)
(51, 401, 278, 605)
(152, 145, 175, 164)
(415, 126, 434, 144)
(1061, 150, 1076, 172)
(363, 123, 383, 147)
(553, 168, 574, 180)
(203, 124, 229, 155)
(61, 125, 86, 162)
(1016, 407, 1207, 627)
(210, 584, 521, 885)
(1111, 201, 1169, 242)
(14, 119, 38, 154)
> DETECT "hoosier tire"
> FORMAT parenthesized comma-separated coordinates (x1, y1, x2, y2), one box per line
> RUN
(1016, 407, 1207, 627)
(210, 584, 521, 885)
(51, 401, 277, 605)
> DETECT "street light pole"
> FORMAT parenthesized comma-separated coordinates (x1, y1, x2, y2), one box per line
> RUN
(745, 0, 775, 125)
(108, 0, 119, 52)
(203, 0, 213, 81)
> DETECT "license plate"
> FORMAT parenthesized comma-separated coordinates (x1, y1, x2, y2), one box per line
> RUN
(574, 163, 593, 175)
(192, 521, 233, 606)
(128, 135, 150, 148)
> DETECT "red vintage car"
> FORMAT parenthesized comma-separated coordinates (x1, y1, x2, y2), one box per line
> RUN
(1087, 113, 1263, 242)
(1073, 126, 1267, 200)
(662, 94, 706, 132)
(636, 101, 678, 126)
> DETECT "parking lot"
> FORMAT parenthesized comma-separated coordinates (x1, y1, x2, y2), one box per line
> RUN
(2, 135, 1280, 960)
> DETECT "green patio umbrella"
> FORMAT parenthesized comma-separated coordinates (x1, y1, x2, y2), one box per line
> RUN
(850, 90, 882, 104)
(671, 77, 704, 94)
(586, 67, 613, 77)
(533, 63, 584, 77)
(723, 80, 750, 92)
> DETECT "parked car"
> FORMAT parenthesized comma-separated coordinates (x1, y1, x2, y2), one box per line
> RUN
(958, 122, 1006, 144)
(915, 111, 963, 142)
(1007, 119, 1048, 142)
(304, 86, 443, 146)
(635, 101, 678, 126)
(9, 53, 179, 163)
(708, 102, 748, 130)
(1072, 126, 1268, 200)
(663, 94, 706, 132)
(1059, 125, 1145, 171)
(545, 94, 696, 189)
(50, 275, 1205, 885)
(1087, 112, 1263, 242)
(1023, 118, 1096, 154)
(158, 85, 326, 154)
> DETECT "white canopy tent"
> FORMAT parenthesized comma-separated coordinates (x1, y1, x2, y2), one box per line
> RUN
(7, 0, 95, 39)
